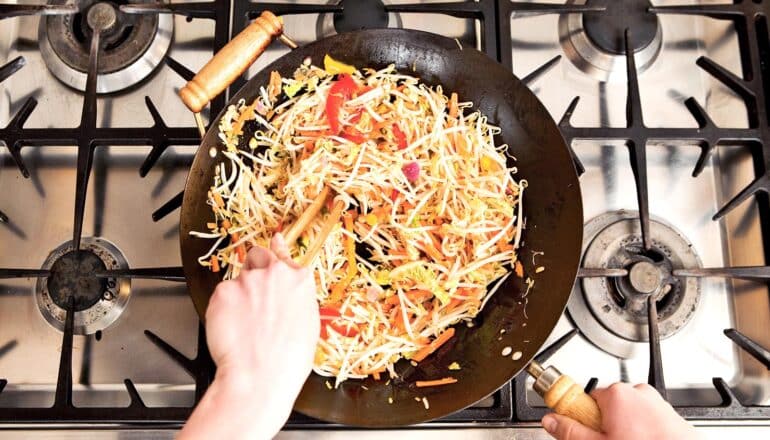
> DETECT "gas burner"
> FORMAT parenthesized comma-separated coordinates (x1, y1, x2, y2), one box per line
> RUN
(568, 211, 701, 359)
(316, 0, 402, 40)
(36, 237, 130, 335)
(38, 0, 173, 93)
(559, 0, 662, 82)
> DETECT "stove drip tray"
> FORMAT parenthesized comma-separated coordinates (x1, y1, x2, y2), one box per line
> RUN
(35, 237, 131, 335)
(568, 211, 702, 359)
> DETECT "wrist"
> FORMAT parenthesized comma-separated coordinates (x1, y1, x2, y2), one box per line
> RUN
(213, 365, 296, 430)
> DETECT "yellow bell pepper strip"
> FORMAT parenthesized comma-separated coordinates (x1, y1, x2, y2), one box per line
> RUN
(324, 54, 357, 75)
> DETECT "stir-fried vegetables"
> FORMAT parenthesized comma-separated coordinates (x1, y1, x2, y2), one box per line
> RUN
(191, 56, 526, 386)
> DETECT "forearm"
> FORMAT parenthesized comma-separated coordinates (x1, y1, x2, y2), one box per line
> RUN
(178, 371, 291, 440)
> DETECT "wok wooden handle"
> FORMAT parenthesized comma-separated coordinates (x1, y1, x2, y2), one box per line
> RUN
(543, 374, 603, 431)
(179, 11, 284, 113)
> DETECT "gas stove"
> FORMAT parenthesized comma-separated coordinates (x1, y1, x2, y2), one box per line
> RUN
(0, 0, 769, 438)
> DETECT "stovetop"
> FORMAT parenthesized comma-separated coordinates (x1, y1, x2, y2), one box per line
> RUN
(0, 0, 769, 432)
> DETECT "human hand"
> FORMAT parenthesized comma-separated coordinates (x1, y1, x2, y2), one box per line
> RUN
(204, 233, 319, 430)
(541, 382, 698, 440)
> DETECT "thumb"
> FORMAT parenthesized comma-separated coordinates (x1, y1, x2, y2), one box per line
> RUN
(542, 414, 603, 440)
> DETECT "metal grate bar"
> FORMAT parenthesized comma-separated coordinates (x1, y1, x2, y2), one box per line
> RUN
(152, 190, 184, 222)
(649, 4, 746, 20)
(53, 299, 75, 407)
(0, 3, 76, 20)
(95, 267, 185, 282)
(521, 55, 561, 86)
(139, 97, 171, 177)
(165, 56, 196, 82)
(712, 174, 770, 221)
(124, 379, 147, 408)
(724, 328, 770, 370)
(0, 269, 50, 279)
(577, 268, 629, 278)
(505, 2, 605, 14)
(535, 329, 579, 364)
(621, 30, 652, 251)
(0, 56, 25, 83)
(120, 2, 218, 19)
(646, 296, 667, 399)
(674, 266, 770, 280)
(242, 3, 343, 17)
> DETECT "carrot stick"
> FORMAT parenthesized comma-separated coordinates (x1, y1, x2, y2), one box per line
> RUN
(416, 377, 458, 388)
(236, 244, 246, 263)
(385, 295, 401, 306)
(448, 92, 458, 118)
(210, 256, 220, 273)
(407, 289, 433, 302)
(412, 328, 456, 362)
(328, 213, 357, 303)
(212, 192, 225, 208)
(515, 260, 524, 278)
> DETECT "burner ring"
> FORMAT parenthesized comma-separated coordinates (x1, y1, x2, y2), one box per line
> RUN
(35, 237, 131, 335)
(38, 0, 173, 93)
(558, 0, 663, 82)
(567, 211, 701, 359)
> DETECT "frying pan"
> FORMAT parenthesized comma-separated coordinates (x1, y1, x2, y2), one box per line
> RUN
(178, 12, 583, 426)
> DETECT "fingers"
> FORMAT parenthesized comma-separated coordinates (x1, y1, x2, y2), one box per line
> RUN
(270, 233, 302, 269)
(244, 246, 275, 270)
(542, 414, 604, 440)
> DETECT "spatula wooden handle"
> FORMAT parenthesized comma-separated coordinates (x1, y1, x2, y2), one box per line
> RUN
(179, 11, 283, 113)
(543, 375, 603, 431)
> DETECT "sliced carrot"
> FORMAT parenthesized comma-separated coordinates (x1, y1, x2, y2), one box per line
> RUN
(448, 92, 458, 118)
(515, 260, 524, 278)
(447, 297, 464, 311)
(416, 377, 458, 388)
(412, 328, 456, 362)
(268, 70, 282, 101)
(210, 256, 220, 273)
(221, 219, 232, 230)
(419, 240, 444, 262)
(407, 289, 433, 303)
(385, 295, 401, 306)
(236, 244, 246, 263)
(328, 214, 357, 303)
(232, 101, 257, 137)
(212, 192, 225, 208)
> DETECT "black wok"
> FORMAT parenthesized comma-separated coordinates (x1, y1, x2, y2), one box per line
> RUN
(179, 24, 583, 426)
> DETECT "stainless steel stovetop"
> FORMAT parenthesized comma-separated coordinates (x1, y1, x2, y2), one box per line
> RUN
(0, 0, 769, 438)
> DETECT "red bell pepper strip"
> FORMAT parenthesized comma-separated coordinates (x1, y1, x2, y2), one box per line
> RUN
(325, 74, 360, 134)
(392, 123, 408, 149)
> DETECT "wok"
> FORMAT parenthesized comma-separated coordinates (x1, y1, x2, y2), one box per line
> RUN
(178, 12, 583, 426)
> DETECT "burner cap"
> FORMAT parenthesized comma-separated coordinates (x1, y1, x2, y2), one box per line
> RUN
(558, 0, 663, 82)
(36, 237, 131, 335)
(86, 2, 118, 33)
(567, 211, 701, 359)
(333, 0, 389, 34)
(39, 0, 173, 93)
(47, 250, 108, 312)
(583, 0, 658, 55)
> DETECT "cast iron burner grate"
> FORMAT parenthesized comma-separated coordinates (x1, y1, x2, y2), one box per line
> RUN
(1, 0, 770, 428)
